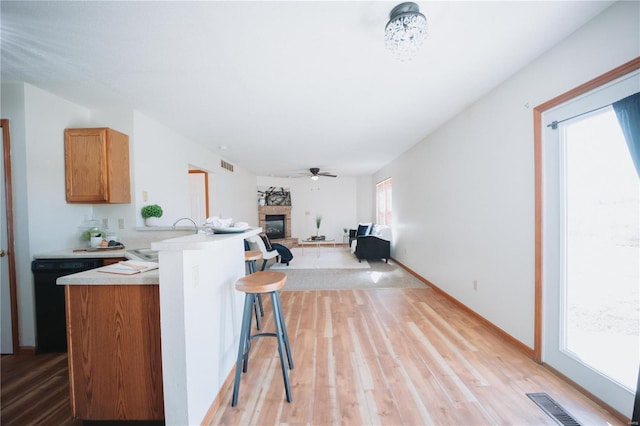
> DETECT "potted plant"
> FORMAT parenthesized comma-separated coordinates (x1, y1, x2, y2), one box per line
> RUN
(314, 214, 323, 239)
(141, 204, 163, 226)
(81, 226, 105, 247)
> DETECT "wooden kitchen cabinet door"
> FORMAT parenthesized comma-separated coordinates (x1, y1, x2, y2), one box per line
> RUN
(64, 128, 131, 203)
(65, 285, 164, 420)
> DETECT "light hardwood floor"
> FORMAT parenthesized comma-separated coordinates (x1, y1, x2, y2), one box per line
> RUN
(0, 287, 625, 425)
(211, 288, 623, 425)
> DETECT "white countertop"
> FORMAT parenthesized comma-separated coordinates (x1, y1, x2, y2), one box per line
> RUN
(57, 267, 159, 285)
(151, 227, 260, 251)
(55, 227, 261, 286)
(34, 248, 130, 259)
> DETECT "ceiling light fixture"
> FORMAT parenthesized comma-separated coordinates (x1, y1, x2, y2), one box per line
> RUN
(384, 2, 427, 62)
(311, 175, 319, 181)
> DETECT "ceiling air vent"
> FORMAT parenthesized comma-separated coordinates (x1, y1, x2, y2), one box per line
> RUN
(220, 160, 234, 172)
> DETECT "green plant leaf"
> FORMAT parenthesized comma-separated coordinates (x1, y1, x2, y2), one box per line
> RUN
(141, 204, 163, 218)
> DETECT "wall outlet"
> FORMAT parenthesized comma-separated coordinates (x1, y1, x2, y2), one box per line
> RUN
(473, 280, 478, 290)
(102, 218, 109, 228)
(118, 218, 125, 229)
(142, 190, 148, 202)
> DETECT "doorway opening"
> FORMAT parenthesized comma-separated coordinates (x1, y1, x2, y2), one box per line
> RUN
(188, 168, 210, 225)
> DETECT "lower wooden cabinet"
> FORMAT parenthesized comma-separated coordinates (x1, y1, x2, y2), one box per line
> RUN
(65, 284, 164, 420)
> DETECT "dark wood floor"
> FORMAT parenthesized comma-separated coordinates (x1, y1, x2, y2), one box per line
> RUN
(1, 352, 165, 425)
(1, 352, 81, 426)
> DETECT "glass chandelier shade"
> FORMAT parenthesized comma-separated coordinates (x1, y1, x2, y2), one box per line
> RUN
(384, 2, 427, 61)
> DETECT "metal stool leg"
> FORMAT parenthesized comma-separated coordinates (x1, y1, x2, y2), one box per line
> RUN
(248, 259, 264, 325)
(232, 294, 255, 407)
(243, 294, 255, 374)
(251, 261, 263, 329)
(270, 292, 292, 403)
(253, 296, 262, 331)
(257, 294, 265, 317)
(273, 291, 294, 370)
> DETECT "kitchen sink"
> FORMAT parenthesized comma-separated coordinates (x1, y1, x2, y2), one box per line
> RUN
(127, 248, 159, 261)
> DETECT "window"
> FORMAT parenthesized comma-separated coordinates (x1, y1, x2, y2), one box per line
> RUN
(376, 178, 392, 226)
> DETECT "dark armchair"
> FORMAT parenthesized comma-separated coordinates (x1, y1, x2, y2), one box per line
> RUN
(354, 235, 390, 263)
(349, 224, 392, 263)
(349, 223, 371, 245)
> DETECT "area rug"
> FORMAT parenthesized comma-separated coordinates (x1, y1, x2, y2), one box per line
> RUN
(269, 247, 370, 270)
(275, 258, 429, 291)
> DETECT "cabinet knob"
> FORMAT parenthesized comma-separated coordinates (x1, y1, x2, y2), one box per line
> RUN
(0, 249, 5, 257)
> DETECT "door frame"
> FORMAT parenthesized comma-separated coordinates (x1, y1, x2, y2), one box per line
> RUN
(532, 57, 640, 419)
(1, 119, 19, 354)
(533, 56, 640, 361)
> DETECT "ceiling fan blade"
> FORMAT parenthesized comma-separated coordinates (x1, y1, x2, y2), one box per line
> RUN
(318, 172, 337, 177)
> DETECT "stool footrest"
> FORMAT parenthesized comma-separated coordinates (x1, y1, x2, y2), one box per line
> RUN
(251, 332, 278, 340)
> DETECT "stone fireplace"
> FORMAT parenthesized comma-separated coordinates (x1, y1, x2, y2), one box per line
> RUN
(258, 205, 296, 248)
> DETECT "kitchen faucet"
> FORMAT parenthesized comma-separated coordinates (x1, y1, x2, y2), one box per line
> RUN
(173, 217, 198, 234)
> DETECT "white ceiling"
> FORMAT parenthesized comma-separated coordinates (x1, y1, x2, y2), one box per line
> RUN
(1, 1, 614, 177)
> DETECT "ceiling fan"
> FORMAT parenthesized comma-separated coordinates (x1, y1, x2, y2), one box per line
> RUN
(306, 167, 337, 180)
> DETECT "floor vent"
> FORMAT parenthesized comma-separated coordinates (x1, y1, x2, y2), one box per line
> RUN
(527, 393, 581, 426)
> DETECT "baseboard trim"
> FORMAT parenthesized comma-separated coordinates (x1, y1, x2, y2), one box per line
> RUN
(391, 257, 534, 358)
(18, 346, 35, 355)
(200, 365, 236, 426)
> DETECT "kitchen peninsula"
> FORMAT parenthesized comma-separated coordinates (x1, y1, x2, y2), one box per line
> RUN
(57, 227, 261, 424)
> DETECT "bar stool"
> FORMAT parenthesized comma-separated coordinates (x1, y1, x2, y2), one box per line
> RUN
(244, 250, 262, 274)
(232, 271, 294, 407)
(244, 250, 265, 329)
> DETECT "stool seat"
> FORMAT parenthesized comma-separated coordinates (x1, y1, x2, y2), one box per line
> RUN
(244, 250, 263, 262)
(235, 271, 287, 294)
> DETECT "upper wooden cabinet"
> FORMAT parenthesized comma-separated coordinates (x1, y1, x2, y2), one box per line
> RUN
(64, 128, 131, 203)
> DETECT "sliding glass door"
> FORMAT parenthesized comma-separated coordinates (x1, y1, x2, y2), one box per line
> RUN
(542, 72, 639, 416)
(563, 108, 638, 391)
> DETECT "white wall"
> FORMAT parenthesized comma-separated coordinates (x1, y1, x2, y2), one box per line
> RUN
(356, 175, 375, 224)
(1, 83, 258, 349)
(1, 83, 94, 347)
(131, 111, 257, 228)
(374, 1, 639, 348)
(256, 175, 362, 241)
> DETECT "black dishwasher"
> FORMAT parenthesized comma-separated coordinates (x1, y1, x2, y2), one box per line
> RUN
(32, 258, 103, 352)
